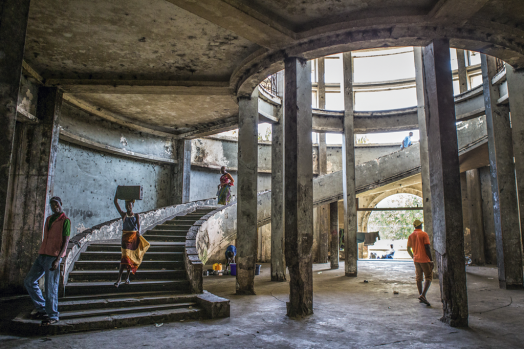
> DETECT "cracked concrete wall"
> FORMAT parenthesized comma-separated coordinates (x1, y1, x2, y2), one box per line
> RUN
(189, 136, 400, 201)
(54, 142, 173, 236)
(53, 103, 175, 236)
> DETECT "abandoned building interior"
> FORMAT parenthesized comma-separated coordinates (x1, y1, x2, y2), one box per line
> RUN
(1, 0, 524, 347)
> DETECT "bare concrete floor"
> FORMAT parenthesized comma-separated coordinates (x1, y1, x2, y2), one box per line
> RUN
(1, 261, 523, 348)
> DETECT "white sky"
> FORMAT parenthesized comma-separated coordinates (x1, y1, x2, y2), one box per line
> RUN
(221, 46, 480, 144)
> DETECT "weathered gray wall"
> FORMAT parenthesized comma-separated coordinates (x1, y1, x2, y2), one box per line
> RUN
(54, 102, 175, 235)
(189, 136, 400, 201)
(54, 141, 173, 235)
(189, 168, 271, 202)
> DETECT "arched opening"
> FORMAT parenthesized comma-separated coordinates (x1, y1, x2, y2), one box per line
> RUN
(365, 193, 423, 260)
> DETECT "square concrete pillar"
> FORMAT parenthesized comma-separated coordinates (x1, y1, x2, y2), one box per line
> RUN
(481, 55, 523, 289)
(460, 173, 471, 257)
(236, 88, 259, 295)
(466, 169, 485, 265)
(271, 103, 286, 282)
(505, 64, 524, 263)
(456, 49, 468, 94)
(172, 139, 191, 204)
(317, 133, 329, 263)
(342, 52, 358, 277)
(0, 0, 32, 291)
(284, 57, 314, 317)
(330, 201, 339, 269)
(0, 87, 63, 291)
(413, 47, 437, 276)
(479, 166, 497, 265)
(422, 39, 468, 327)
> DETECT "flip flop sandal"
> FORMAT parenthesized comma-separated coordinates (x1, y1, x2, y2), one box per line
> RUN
(31, 312, 48, 320)
(40, 319, 59, 326)
(114, 281, 121, 288)
(418, 296, 431, 306)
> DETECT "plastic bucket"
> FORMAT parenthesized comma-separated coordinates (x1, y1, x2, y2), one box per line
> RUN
(230, 263, 237, 276)
(255, 264, 261, 275)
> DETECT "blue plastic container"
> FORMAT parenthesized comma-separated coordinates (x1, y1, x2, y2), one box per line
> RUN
(255, 264, 261, 275)
(230, 263, 237, 276)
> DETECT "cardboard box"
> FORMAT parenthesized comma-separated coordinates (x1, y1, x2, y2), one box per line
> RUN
(116, 186, 143, 201)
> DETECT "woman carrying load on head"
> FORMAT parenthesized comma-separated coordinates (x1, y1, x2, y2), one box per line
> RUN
(113, 188, 150, 287)
(217, 166, 235, 205)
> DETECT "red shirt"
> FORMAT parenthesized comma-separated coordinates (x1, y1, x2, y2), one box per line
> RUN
(407, 229, 431, 263)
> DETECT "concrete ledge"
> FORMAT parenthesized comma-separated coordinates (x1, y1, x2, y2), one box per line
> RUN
(196, 291, 230, 319)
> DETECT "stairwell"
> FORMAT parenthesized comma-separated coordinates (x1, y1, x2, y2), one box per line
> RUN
(12, 207, 229, 335)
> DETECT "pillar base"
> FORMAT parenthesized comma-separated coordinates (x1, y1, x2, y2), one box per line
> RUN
(271, 274, 286, 282)
(500, 281, 524, 290)
(345, 272, 357, 277)
(286, 302, 313, 318)
(331, 265, 339, 270)
(236, 289, 256, 295)
(440, 316, 468, 328)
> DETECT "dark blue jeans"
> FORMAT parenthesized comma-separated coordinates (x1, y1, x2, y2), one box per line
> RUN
(24, 255, 61, 320)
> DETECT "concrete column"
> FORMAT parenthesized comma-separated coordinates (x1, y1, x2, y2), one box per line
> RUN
(284, 57, 313, 317)
(466, 169, 485, 265)
(456, 49, 468, 93)
(422, 39, 468, 327)
(173, 139, 191, 204)
(505, 64, 524, 260)
(318, 133, 329, 263)
(330, 201, 339, 269)
(271, 104, 286, 282)
(479, 166, 497, 265)
(481, 55, 523, 289)
(413, 47, 436, 275)
(460, 173, 471, 257)
(317, 58, 326, 109)
(236, 88, 259, 295)
(0, 0, 32, 291)
(0, 87, 63, 291)
(342, 52, 358, 277)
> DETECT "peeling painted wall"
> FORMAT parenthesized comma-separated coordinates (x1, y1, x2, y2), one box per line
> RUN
(54, 142, 173, 236)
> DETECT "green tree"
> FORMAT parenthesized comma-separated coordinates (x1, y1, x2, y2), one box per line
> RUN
(367, 194, 423, 240)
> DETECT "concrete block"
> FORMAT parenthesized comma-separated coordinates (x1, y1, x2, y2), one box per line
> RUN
(116, 185, 143, 201)
(197, 291, 230, 319)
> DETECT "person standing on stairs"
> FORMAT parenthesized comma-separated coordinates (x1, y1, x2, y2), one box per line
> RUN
(114, 190, 150, 287)
(217, 166, 235, 205)
(24, 196, 70, 326)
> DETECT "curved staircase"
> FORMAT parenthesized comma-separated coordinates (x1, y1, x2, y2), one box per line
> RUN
(12, 207, 229, 335)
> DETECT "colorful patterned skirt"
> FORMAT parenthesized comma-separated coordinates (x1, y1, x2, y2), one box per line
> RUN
(217, 185, 232, 205)
(121, 231, 150, 274)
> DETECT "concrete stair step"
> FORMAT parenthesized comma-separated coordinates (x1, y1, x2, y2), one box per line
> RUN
(59, 293, 198, 311)
(68, 269, 185, 282)
(12, 305, 204, 335)
(145, 230, 188, 236)
(64, 280, 190, 296)
(144, 235, 186, 242)
(78, 251, 183, 261)
(87, 243, 184, 252)
(155, 224, 193, 230)
(60, 302, 198, 319)
(59, 290, 177, 301)
(73, 260, 182, 271)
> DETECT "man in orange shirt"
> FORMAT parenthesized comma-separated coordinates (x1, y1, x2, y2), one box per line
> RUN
(407, 219, 433, 306)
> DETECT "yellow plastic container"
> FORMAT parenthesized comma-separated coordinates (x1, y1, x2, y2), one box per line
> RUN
(213, 263, 223, 271)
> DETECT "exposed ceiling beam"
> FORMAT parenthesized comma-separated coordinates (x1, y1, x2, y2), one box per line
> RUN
(46, 79, 232, 95)
(177, 116, 239, 139)
(429, 0, 490, 24)
(63, 95, 177, 138)
(165, 0, 295, 49)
